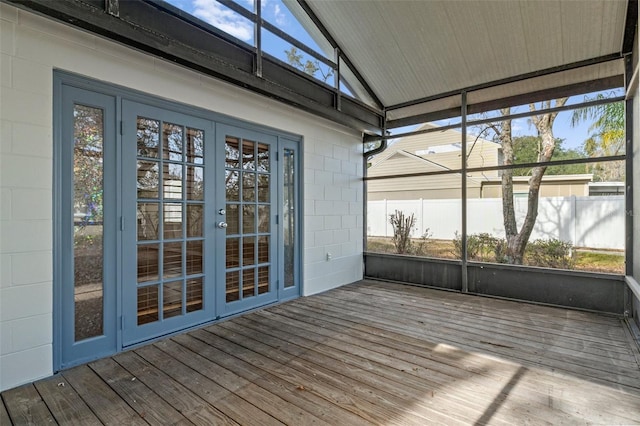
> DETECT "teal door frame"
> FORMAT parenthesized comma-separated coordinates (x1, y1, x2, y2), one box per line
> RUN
(54, 71, 302, 370)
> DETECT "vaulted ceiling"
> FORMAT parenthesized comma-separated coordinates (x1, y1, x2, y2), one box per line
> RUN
(305, 0, 635, 127)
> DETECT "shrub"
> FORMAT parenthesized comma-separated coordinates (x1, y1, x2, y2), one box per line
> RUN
(453, 232, 505, 262)
(411, 228, 433, 256)
(525, 238, 575, 269)
(389, 210, 415, 254)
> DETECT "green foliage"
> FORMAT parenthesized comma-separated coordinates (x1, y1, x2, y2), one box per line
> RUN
(285, 47, 333, 83)
(411, 229, 433, 256)
(571, 94, 625, 181)
(453, 233, 574, 269)
(525, 238, 575, 269)
(389, 210, 415, 254)
(453, 232, 504, 262)
(511, 136, 584, 176)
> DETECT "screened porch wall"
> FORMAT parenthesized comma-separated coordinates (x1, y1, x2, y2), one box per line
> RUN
(0, 3, 364, 392)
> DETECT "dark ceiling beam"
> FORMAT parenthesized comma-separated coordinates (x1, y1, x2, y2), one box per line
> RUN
(622, 0, 638, 55)
(384, 75, 624, 130)
(386, 54, 623, 113)
(3, 0, 383, 133)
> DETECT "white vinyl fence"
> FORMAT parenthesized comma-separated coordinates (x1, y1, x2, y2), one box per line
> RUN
(367, 195, 625, 250)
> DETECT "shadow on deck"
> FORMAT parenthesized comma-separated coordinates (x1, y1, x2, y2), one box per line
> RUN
(2, 280, 640, 425)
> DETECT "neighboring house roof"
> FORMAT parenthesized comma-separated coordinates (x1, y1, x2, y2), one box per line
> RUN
(368, 123, 501, 177)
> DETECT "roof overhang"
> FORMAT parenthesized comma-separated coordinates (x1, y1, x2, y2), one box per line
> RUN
(3, 0, 637, 135)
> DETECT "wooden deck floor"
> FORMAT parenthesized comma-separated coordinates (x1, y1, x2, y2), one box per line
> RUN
(3, 280, 640, 425)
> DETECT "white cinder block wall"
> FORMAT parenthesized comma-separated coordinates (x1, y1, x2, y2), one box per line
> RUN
(0, 3, 364, 391)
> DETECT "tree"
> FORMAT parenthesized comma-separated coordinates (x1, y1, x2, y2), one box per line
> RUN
(284, 47, 333, 83)
(485, 99, 568, 264)
(571, 95, 625, 181)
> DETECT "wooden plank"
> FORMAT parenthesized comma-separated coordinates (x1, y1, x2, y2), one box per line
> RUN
(178, 330, 410, 425)
(1, 384, 55, 425)
(354, 281, 627, 334)
(0, 397, 12, 426)
(284, 297, 636, 372)
(135, 344, 232, 403)
(34, 375, 101, 426)
(89, 357, 192, 426)
(212, 321, 494, 425)
(61, 365, 146, 426)
(113, 350, 238, 426)
(194, 326, 471, 425)
(306, 291, 640, 411)
(339, 284, 631, 347)
(264, 301, 640, 425)
(146, 337, 365, 426)
(154, 338, 286, 426)
(227, 313, 555, 425)
(308, 289, 640, 385)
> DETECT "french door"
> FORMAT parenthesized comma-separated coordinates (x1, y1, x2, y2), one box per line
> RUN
(57, 82, 299, 368)
(121, 101, 217, 345)
(216, 125, 278, 316)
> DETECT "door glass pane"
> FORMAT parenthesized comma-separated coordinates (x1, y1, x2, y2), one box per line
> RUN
(163, 281, 183, 319)
(227, 204, 239, 234)
(258, 266, 269, 294)
(243, 173, 256, 201)
(243, 205, 255, 234)
(257, 142, 269, 172)
(258, 205, 270, 233)
(137, 285, 159, 325)
(163, 203, 182, 239)
(163, 164, 183, 199)
(137, 161, 159, 199)
(186, 128, 204, 164)
(226, 238, 240, 268)
(226, 271, 240, 302)
(163, 123, 183, 161)
(137, 118, 160, 158)
(73, 105, 104, 341)
(138, 244, 159, 283)
(186, 240, 203, 275)
(225, 137, 240, 167)
(226, 170, 240, 201)
(186, 166, 204, 200)
(186, 204, 203, 237)
(186, 278, 203, 312)
(257, 174, 269, 202)
(243, 237, 256, 266)
(258, 236, 269, 263)
(243, 268, 255, 298)
(163, 242, 183, 278)
(242, 140, 255, 170)
(138, 203, 159, 241)
(283, 148, 295, 288)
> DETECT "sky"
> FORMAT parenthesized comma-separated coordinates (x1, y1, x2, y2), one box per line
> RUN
(163, 0, 622, 152)
(163, 0, 332, 80)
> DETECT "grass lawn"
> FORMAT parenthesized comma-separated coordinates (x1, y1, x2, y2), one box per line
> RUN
(367, 237, 624, 274)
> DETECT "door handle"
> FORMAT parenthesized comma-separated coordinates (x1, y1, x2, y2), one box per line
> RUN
(217, 222, 228, 229)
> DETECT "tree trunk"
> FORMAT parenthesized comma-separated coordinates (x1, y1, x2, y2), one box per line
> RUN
(499, 99, 568, 264)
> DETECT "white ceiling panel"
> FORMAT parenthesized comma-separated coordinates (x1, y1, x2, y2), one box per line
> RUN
(306, 0, 629, 111)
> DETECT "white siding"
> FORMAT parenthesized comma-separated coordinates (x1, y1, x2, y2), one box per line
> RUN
(0, 3, 363, 391)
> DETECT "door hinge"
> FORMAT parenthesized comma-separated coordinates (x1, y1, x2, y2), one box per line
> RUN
(275, 214, 279, 225)
(275, 151, 279, 161)
(120, 216, 125, 231)
(120, 120, 123, 135)
(120, 316, 124, 330)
